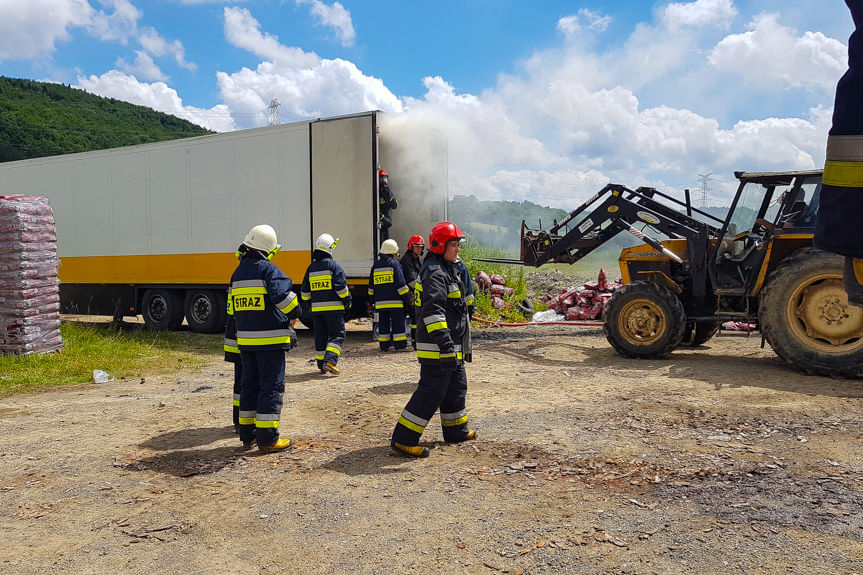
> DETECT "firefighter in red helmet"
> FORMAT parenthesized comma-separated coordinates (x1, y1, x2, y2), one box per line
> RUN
(391, 222, 476, 457)
(378, 169, 398, 241)
(400, 234, 425, 349)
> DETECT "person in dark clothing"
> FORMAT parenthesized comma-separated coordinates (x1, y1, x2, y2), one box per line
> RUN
(400, 234, 425, 349)
(391, 222, 476, 458)
(368, 239, 411, 351)
(300, 233, 351, 375)
(814, 0, 863, 306)
(378, 169, 398, 241)
(228, 224, 300, 453)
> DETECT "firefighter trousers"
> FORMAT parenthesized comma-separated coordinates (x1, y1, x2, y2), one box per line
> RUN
(378, 308, 407, 351)
(238, 349, 285, 446)
(392, 363, 470, 446)
(313, 311, 346, 369)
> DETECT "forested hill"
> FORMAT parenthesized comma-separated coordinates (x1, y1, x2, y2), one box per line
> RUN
(0, 77, 211, 163)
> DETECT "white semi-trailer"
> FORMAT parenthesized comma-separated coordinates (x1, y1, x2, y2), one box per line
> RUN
(0, 111, 447, 331)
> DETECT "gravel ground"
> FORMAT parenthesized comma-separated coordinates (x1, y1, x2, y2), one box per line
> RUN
(0, 320, 861, 574)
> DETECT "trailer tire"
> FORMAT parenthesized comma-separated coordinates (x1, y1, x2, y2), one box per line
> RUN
(603, 281, 686, 359)
(184, 290, 226, 334)
(141, 289, 184, 331)
(681, 321, 721, 347)
(759, 248, 863, 377)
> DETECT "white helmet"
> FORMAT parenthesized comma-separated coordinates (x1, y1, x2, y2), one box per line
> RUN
(314, 233, 339, 254)
(243, 224, 279, 254)
(380, 238, 399, 255)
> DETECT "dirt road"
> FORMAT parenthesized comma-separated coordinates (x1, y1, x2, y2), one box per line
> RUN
(0, 322, 861, 574)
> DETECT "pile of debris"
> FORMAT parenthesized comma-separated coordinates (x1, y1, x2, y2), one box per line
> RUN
(537, 268, 623, 321)
(0, 196, 64, 355)
(473, 271, 516, 309)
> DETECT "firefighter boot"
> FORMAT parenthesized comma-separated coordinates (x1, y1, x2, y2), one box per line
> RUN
(324, 361, 340, 375)
(241, 438, 256, 449)
(446, 428, 477, 444)
(391, 440, 430, 458)
(259, 437, 292, 453)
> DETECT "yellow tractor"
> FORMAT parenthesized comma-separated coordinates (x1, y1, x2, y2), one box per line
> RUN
(504, 170, 862, 377)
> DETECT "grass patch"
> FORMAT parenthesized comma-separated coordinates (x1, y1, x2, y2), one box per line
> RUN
(0, 321, 220, 398)
(460, 244, 530, 323)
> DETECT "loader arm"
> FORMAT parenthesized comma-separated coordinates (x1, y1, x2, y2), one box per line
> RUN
(519, 184, 722, 268)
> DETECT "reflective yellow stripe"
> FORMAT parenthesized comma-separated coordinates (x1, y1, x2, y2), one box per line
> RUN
(280, 297, 299, 314)
(224, 344, 240, 354)
(325, 345, 341, 355)
(376, 303, 403, 309)
(441, 414, 468, 427)
(426, 321, 447, 332)
(824, 160, 863, 188)
(256, 420, 280, 429)
(232, 398, 240, 407)
(238, 416, 255, 425)
(237, 335, 293, 346)
(398, 415, 425, 434)
(232, 286, 267, 296)
(315, 353, 325, 360)
(416, 350, 464, 360)
(312, 304, 346, 312)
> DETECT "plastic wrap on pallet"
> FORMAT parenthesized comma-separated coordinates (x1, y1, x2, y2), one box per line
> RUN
(0, 195, 64, 355)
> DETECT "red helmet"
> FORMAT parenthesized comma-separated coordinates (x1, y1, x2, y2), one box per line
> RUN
(408, 234, 425, 249)
(428, 222, 465, 254)
(378, 169, 388, 177)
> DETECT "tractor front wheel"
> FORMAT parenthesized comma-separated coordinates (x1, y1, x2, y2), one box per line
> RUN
(603, 281, 686, 359)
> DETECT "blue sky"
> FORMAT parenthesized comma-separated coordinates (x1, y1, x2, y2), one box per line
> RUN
(0, 0, 855, 207)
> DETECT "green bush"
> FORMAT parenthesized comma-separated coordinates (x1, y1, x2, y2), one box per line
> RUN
(460, 244, 532, 323)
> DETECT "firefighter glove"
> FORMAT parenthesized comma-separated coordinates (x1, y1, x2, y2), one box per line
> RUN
(344, 297, 353, 313)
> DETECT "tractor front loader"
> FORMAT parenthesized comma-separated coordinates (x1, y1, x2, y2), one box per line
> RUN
(489, 170, 863, 377)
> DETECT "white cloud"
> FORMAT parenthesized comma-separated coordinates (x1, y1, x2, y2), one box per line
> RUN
(219, 7, 401, 128)
(76, 70, 236, 132)
(0, 0, 93, 61)
(709, 13, 847, 91)
(296, 0, 356, 47)
(662, 0, 737, 31)
(557, 8, 611, 39)
(116, 51, 166, 82)
(224, 6, 320, 67)
(85, 0, 140, 44)
(139, 28, 197, 71)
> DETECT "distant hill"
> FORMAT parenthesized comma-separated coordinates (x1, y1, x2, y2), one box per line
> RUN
(0, 77, 211, 163)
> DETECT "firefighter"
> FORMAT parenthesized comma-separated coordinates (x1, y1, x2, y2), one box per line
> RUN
(814, 0, 863, 306)
(368, 238, 411, 351)
(378, 169, 398, 241)
(391, 222, 476, 458)
(400, 234, 425, 349)
(300, 233, 351, 375)
(229, 224, 300, 453)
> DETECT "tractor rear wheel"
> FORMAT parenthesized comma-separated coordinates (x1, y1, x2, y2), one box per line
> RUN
(759, 248, 863, 377)
(603, 281, 686, 359)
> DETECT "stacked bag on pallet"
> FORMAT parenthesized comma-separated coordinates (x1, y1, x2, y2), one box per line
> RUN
(538, 268, 623, 320)
(0, 196, 64, 355)
(473, 271, 515, 309)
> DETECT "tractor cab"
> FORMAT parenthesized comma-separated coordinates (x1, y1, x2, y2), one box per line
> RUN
(712, 170, 822, 293)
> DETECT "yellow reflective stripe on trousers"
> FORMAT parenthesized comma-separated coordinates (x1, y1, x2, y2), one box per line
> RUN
(441, 414, 468, 427)
(824, 160, 863, 188)
(398, 416, 425, 434)
(255, 420, 280, 429)
(224, 344, 240, 354)
(416, 350, 464, 360)
(426, 321, 447, 333)
(325, 345, 341, 356)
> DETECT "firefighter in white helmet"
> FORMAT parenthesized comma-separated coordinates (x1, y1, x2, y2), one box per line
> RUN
(228, 224, 300, 453)
(300, 233, 351, 374)
(368, 238, 411, 351)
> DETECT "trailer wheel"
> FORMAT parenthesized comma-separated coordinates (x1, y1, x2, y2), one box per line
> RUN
(141, 289, 184, 331)
(681, 321, 721, 347)
(184, 290, 226, 334)
(603, 281, 686, 359)
(759, 248, 863, 377)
